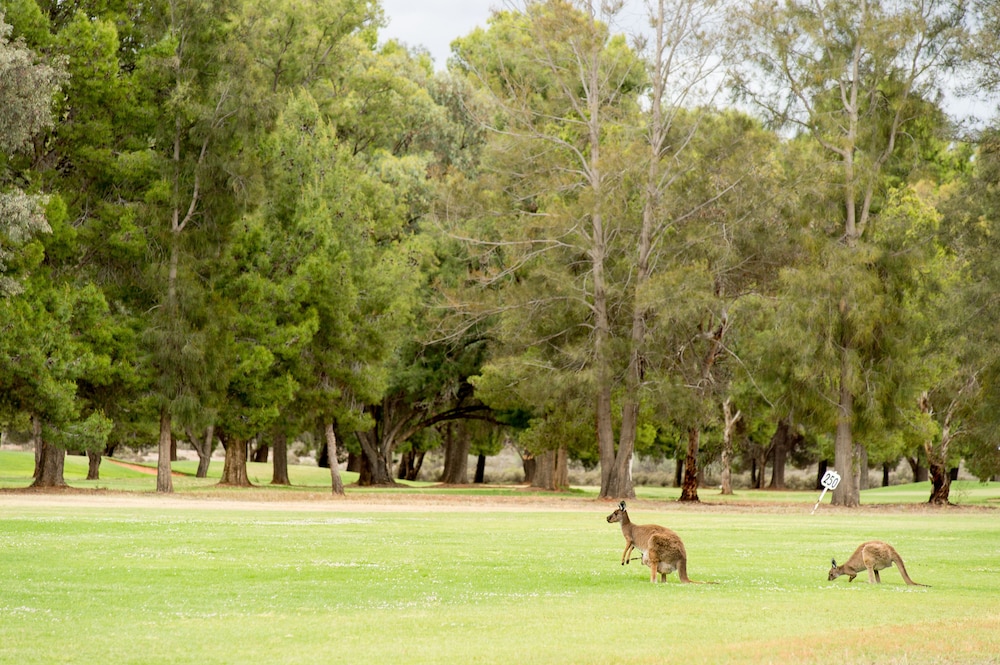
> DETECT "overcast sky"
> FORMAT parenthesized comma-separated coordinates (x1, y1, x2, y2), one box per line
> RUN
(379, 0, 499, 69)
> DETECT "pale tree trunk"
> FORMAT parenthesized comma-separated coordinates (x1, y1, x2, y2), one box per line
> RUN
(920, 390, 963, 505)
(720, 398, 741, 495)
(578, 4, 627, 500)
(612, 0, 668, 504)
(832, 345, 859, 506)
(325, 423, 344, 496)
(157, 406, 174, 493)
(680, 311, 730, 502)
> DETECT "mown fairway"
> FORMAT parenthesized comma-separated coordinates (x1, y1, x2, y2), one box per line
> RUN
(1, 493, 997, 665)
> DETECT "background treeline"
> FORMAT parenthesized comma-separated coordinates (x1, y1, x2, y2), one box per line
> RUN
(2, 0, 999, 505)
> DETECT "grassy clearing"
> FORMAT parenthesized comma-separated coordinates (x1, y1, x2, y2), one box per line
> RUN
(0, 496, 997, 665)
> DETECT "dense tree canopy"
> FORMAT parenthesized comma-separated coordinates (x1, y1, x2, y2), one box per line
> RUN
(2, 0, 999, 503)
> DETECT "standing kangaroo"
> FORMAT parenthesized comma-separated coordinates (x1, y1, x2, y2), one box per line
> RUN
(828, 541, 929, 586)
(606, 501, 698, 584)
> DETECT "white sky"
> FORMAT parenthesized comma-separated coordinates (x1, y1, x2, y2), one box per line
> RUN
(375, 0, 993, 122)
(379, 0, 500, 69)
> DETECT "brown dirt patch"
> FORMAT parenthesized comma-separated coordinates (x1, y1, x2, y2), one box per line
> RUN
(1, 485, 995, 515)
(104, 458, 186, 477)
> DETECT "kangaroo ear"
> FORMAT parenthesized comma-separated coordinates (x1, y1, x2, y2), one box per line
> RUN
(831, 558, 837, 567)
(619, 501, 626, 511)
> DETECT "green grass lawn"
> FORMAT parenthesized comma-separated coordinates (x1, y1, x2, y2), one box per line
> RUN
(0, 491, 997, 664)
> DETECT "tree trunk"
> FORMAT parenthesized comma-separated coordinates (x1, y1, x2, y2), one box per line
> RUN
(816, 460, 828, 490)
(326, 423, 344, 496)
(907, 457, 928, 482)
(86, 451, 101, 480)
(218, 433, 251, 486)
(317, 436, 330, 468)
(521, 453, 536, 485)
(679, 427, 701, 502)
(187, 424, 214, 478)
(768, 420, 790, 490)
(170, 433, 178, 461)
(440, 422, 471, 484)
(920, 392, 960, 505)
(855, 444, 869, 491)
(474, 453, 486, 484)
(32, 415, 42, 479)
(271, 430, 290, 486)
(927, 462, 951, 505)
(31, 440, 67, 488)
(251, 439, 268, 463)
(882, 463, 891, 487)
(532, 450, 554, 490)
(674, 453, 684, 488)
(530, 447, 568, 491)
(356, 432, 395, 486)
(832, 345, 859, 506)
(157, 406, 174, 493)
(397, 449, 425, 481)
(720, 399, 741, 496)
(347, 451, 362, 473)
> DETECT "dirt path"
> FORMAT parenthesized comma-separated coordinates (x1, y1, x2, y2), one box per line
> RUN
(1, 486, 991, 515)
(104, 458, 187, 477)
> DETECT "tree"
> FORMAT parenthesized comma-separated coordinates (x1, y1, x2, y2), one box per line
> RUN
(936, 130, 1000, 493)
(730, 0, 968, 506)
(0, 13, 116, 487)
(0, 11, 63, 296)
(28, 8, 153, 482)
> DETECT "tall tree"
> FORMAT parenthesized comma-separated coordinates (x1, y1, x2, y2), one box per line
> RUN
(730, 0, 967, 506)
(132, 0, 254, 492)
(0, 13, 116, 487)
(451, 0, 646, 498)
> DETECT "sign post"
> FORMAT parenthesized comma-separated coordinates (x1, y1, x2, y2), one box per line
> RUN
(811, 469, 841, 514)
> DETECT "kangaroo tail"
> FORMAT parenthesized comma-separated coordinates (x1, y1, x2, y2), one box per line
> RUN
(677, 558, 709, 584)
(893, 553, 930, 587)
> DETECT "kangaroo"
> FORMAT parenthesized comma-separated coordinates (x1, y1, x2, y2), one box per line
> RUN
(606, 501, 698, 583)
(828, 540, 929, 587)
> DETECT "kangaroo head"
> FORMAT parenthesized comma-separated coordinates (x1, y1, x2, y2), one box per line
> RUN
(606, 502, 627, 524)
(828, 558, 841, 581)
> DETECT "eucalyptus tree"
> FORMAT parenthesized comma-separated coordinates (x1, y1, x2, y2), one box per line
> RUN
(935, 130, 1000, 492)
(451, 0, 783, 499)
(729, 0, 968, 506)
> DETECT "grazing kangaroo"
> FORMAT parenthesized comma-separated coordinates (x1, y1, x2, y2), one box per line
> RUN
(828, 541, 929, 587)
(606, 501, 698, 584)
